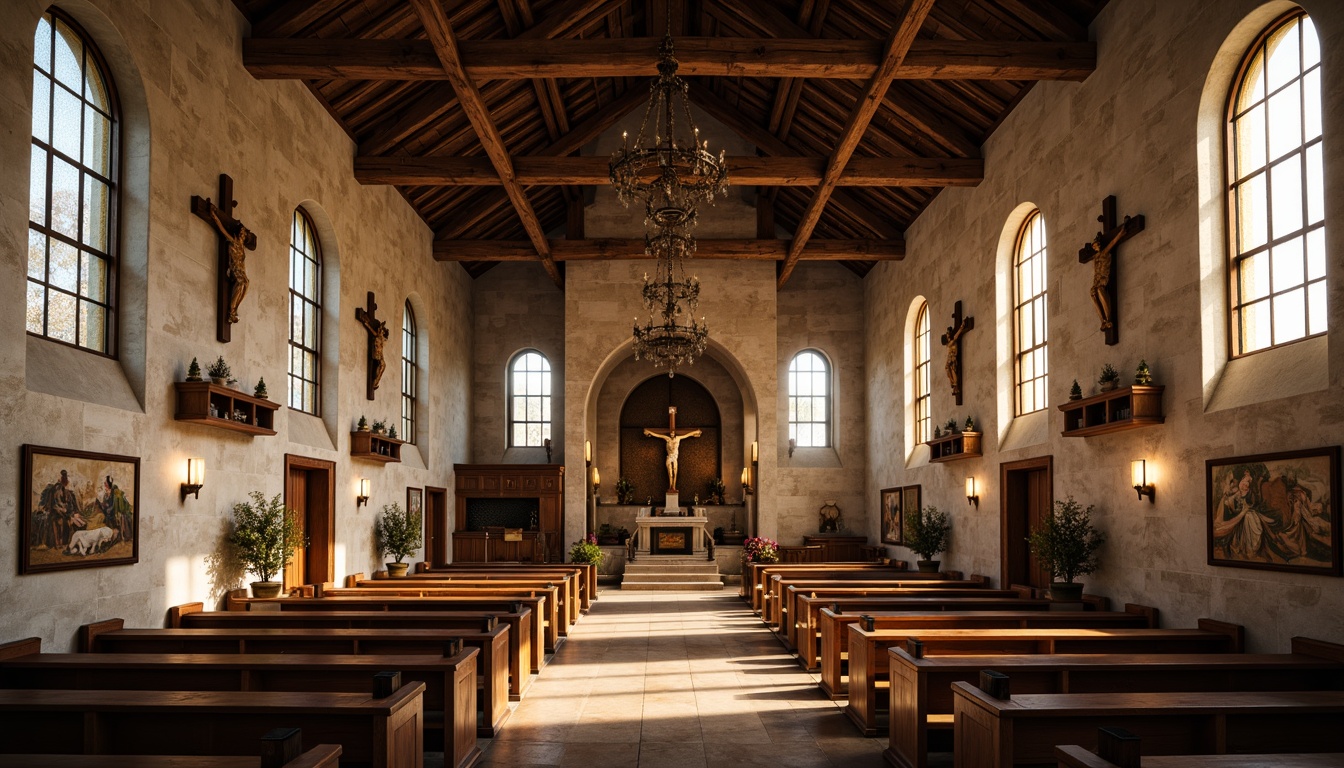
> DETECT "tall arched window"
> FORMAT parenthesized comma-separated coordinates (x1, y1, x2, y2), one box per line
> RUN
(509, 351, 551, 447)
(401, 301, 418, 444)
(913, 302, 931, 443)
(1229, 11, 1324, 355)
(28, 10, 119, 354)
(287, 209, 322, 415)
(788, 350, 831, 447)
(1014, 211, 1048, 415)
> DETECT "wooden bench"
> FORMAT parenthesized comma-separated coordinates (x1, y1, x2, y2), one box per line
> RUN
(1055, 727, 1344, 768)
(79, 618, 512, 739)
(742, 563, 930, 608)
(175, 601, 536, 690)
(416, 561, 597, 608)
(756, 568, 956, 616)
(844, 622, 1243, 736)
(305, 587, 564, 648)
(401, 565, 593, 612)
(0, 682, 425, 768)
(886, 636, 1344, 768)
(953, 683, 1344, 768)
(340, 576, 577, 627)
(768, 577, 992, 636)
(365, 569, 582, 618)
(0, 729, 341, 768)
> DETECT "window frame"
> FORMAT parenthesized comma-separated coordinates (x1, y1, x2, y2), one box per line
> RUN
(1225, 9, 1325, 358)
(401, 300, 417, 445)
(1013, 210, 1049, 416)
(27, 8, 122, 357)
(287, 208, 323, 416)
(913, 302, 932, 444)
(787, 349, 832, 449)
(507, 350, 552, 448)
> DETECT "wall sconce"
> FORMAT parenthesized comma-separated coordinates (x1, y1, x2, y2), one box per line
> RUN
(357, 478, 371, 508)
(1131, 460, 1155, 503)
(180, 458, 205, 502)
(741, 466, 753, 496)
(584, 440, 592, 465)
(544, 437, 552, 463)
(788, 438, 797, 458)
(751, 441, 759, 464)
(965, 476, 979, 509)
(591, 467, 601, 496)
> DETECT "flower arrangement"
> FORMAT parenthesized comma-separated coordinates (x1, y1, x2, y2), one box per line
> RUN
(569, 533, 604, 565)
(742, 536, 779, 564)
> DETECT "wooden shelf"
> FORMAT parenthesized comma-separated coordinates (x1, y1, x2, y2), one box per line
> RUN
(174, 381, 280, 436)
(351, 431, 405, 462)
(1059, 385, 1165, 437)
(925, 430, 983, 463)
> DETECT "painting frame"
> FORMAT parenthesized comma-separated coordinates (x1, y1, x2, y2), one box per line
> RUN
(20, 444, 140, 575)
(406, 486, 424, 523)
(1206, 446, 1340, 577)
(881, 485, 921, 546)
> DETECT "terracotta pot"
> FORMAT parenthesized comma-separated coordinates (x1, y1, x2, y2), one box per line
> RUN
(211, 376, 227, 386)
(1100, 379, 1118, 392)
(916, 559, 941, 573)
(1049, 582, 1084, 601)
(251, 581, 283, 598)
(386, 562, 410, 578)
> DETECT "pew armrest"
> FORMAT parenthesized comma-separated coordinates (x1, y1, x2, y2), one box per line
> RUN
(0, 637, 41, 660)
(1198, 617, 1246, 652)
(1123, 603, 1159, 628)
(168, 602, 205, 628)
(78, 618, 124, 652)
(1292, 636, 1344, 662)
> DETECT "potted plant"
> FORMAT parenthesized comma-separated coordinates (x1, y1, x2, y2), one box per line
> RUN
(207, 356, 231, 386)
(388, 425, 397, 439)
(1134, 359, 1153, 385)
(615, 477, 635, 505)
(1027, 496, 1106, 601)
(227, 491, 305, 598)
(1099, 363, 1120, 392)
(371, 419, 386, 435)
(186, 357, 203, 382)
(375, 502, 423, 578)
(741, 536, 779, 564)
(1069, 379, 1083, 400)
(904, 505, 951, 573)
(944, 417, 959, 433)
(357, 415, 369, 432)
(964, 415, 976, 431)
(253, 377, 268, 399)
(569, 534, 604, 566)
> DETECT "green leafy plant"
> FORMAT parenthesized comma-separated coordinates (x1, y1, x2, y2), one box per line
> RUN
(227, 491, 305, 583)
(1099, 363, 1119, 384)
(207, 356, 231, 380)
(375, 502, 423, 564)
(569, 534, 604, 565)
(944, 418, 959, 432)
(904, 506, 951, 561)
(388, 425, 397, 439)
(371, 419, 386, 434)
(357, 415, 369, 431)
(253, 377, 268, 398)
(186, 357, 202, 381)
(1027, 496, 1107, 585)
(963, 415, 976, 431)
(1069, 379, 1083, 399)
(1134, 359, 1153, 385)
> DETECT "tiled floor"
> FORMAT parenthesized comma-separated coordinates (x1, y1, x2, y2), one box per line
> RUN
(474, 587, 890, 768)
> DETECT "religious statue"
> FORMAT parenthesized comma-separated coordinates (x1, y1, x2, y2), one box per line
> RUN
(1082, 225, 1127, 331)
(355, 293, 390, 395)
(207, 207, 253, 324)
(1077, 196, 1146, 346)
(940, 303, 974, 402)
(644, 406, 701, 492)
(190, 174, 257, 342)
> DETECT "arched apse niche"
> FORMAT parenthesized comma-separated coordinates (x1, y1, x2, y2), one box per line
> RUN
(903, 295, 930, 466)
(994, 201, 1048, 451)
(293, 199, 342, 447)
(619, 375, 721, 501)
(581, 337, 759, 538)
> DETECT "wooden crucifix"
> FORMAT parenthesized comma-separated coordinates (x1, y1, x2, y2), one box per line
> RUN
(1078, 195, 1146, 346)
(643, 406, 702, 493)
(191, 174, 256, 343)
(355, 291, 389, 401)
(940, 301, 974, 406)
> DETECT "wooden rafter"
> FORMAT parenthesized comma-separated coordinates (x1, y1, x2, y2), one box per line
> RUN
(242, 38, 1096, 82)
(408, 0, 561, 287)
(778, 0, 936, 288)
(433, 238, 905, 261)
(355, 155, 983, 186)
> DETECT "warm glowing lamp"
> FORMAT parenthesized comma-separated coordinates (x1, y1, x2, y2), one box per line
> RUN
(965, 476, 978, 508)
(357, 478, 371, 507)
(1131, 459, 1155, 503)
(181, 458, 205, 502)
(741, 466, 753, 496)
(751, 441, 759, 464)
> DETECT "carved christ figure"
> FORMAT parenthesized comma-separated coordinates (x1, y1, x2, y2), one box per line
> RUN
(1083, 225, 1128, 331)
(644, 428, 702, 492)
(207, 207, 253, 324)
(357, 310, 390, 391)
(943, 317, 970, 398)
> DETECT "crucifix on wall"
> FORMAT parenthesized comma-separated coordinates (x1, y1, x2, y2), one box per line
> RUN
(643, 406, 702, 493)
(190, 174, 256, 343)
(355, 291, 389, 401)
(1078, 195, 1146, 346)
(940, 301, 974, 406)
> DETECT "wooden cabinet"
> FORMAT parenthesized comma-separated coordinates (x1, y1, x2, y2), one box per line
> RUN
(350, 431, 404, 463)
(453, 464, 565, 563)
(925, 430, 983, 463)
(803, 535, 869, 562)
(1059, 385, 1164, 437)
(451, 531, 547, 563)
(174, 382, 281, 436)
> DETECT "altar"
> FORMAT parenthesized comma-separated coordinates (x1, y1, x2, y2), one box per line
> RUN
(634, 513, 711, 557)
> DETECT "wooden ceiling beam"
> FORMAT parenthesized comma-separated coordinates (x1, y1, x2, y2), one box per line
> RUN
(434, 238, 905, 261)
(778, 0, 935, 289)
(356, 154, 983, 186)
(409, 0, 562, 288)
(242, 38, 1096, 81)
(252, 0, 343, 37)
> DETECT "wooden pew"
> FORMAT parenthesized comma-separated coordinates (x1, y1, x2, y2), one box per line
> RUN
(0, 682, 426, 768)
(80, 618, 512, 739)
(416, 561, 598, 608)
(886, 637, 1344, 768)
(1056, 727, 1344, 768)
(174, 601, 535, 692)
(742, 563, 928, 608)
(844, 622, 1243, 736)
(817, 605, 1156, 695)
(953, 683, 1344, 768)
(368, 568, 583, 617)
(403, 564, 593, 612)
(306, 586, 564, 646)
(342, 576, 578, 628)
(768, 577, 992, 636)
(752, 565, 949, 614)
(0, 729, 342, 768)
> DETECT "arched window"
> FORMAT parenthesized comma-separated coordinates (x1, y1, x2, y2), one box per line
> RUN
(509, 351, 551, 447)
(27, 10, 119, 354)
(788, 350, 831, 448)
(913, 302, 931, 443)
(287, 209, 322, 415)
(1228, 11, 1324, 355)
(1014, 211, 1048, 415)
(401, 301, 417, 444)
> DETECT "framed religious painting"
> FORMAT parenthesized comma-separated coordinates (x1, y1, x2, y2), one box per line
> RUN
(407, 486, 424, 523)
(20, 444, 140, 574)
(1206, 446, 1340, 576)
(881, 487, 904, 545)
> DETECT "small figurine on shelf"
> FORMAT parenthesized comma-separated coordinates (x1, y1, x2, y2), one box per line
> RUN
(186, 357, 202, 382)
(357, 415, 369, 432)
(233, 408, 248, 423)
(388, 425, 397, 439)
(254, 377, 268, 399)
(964, 415, 976, 431)
(1134, 359, 1153, 385)
(209, 403, 219, 418)
(207, 356, 230, 385)
(1069, 379, 1083, 400)
(1099, 363, 1120, 392)
(371, 419, 386, 435)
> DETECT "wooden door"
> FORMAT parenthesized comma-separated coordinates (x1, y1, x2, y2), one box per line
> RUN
(425, 485, 448, 567)
(283, 454, 335, 591)
(1000, 456, 1053, 590)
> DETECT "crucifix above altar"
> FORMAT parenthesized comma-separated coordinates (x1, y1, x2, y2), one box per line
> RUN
(643, 406, 702, 496)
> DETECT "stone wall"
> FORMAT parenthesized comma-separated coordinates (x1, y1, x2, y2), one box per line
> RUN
(0, 0, 472, 649)
(865, 0, 1344, 651)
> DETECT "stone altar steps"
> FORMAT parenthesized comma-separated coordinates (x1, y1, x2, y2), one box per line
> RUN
(620, 557, 724, 591)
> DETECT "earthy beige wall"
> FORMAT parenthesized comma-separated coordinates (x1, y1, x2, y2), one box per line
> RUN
(866, 0, 1344, 651)
(0, 0, 472, 649)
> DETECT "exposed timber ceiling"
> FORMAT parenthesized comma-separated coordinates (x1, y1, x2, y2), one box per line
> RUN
(229, 0, 1108, 287)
